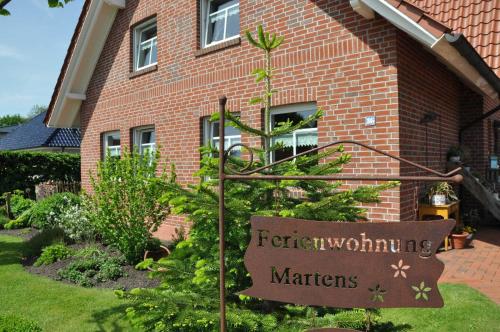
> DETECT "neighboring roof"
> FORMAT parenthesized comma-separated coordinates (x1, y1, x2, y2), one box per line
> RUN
(408, 0, 500, 77)
(0, 124, 20, 135)
(0, 111, 81, 151)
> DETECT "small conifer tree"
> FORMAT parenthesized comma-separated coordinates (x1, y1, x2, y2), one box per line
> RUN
(120, 25, 396, 331)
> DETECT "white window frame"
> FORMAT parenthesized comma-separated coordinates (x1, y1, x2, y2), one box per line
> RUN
(102, 131, 121, 159)
(133, 19, 158, 71)
(270, 103, 319, 162)
(133, 126, 156, 157)
(201, 0, 240, 48)
(203, 117, 241, 155)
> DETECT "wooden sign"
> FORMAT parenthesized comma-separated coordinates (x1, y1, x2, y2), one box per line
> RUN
(240, 216, 455, 308)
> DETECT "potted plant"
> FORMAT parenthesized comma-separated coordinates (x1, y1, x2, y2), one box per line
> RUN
(463, 225, 476, 247)
(451, 225, 476, 249)
(447, 146, 463, 163)
(427, 182, 458, 206)
(143, 238, 170, 271)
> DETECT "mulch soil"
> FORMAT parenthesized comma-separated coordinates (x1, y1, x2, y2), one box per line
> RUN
(0, 228, 161, 290)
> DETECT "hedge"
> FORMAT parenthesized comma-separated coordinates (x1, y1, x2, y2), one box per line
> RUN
(0, 151, 80, 197)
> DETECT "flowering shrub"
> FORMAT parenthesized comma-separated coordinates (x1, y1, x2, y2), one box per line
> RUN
(26, 192, 80, 229)
(51, 199, 95, 242)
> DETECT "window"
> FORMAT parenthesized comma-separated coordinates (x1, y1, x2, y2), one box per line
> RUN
(133, 19, 157, 71)
(201, 0, 240, 48)
(102, 131, 121, 159)
(270, 104, 318, 162)
(203, 117, 241, 157)
(133, 126, 156, 157)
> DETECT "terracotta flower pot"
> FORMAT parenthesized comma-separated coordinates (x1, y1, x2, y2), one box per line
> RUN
(143, 245, 170, 271)
(451, 232, 469, 249)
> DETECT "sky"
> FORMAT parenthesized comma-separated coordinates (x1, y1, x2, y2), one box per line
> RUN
(0, 0, 84, 117)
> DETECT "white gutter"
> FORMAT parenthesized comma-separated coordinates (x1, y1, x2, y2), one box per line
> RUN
(47, 0, 126, 128)
(350, 0, 498, 100)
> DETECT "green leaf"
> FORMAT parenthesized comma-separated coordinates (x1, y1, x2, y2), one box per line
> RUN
(271, 36, 285, 49)
(412, 286, 420, 292)
(424, 287, 432, 292)
(422, 293, 429, 301)
(415, 293, 421, 300)
(0, 8, 9, 16)
(245, 30, 263, 50)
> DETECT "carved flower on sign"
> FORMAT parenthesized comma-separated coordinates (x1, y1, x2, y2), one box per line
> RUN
(412, 281, 432, 301)
(391, 259, 410, 278)
(369, 284, 387, 302)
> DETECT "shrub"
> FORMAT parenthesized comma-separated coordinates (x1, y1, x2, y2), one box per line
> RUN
(86, 149, 170, 263)
(58, 247, 126, 287)
(34, 243, 74, 266)
(25, 193, 80, 229)
(4, 190, 35, 219)
(23, 228, 66, 258)
(52, 200, 95, 242)
(0, 150, 80, 198)
(0, 214, 8, 229)
(4, 218, 27, 230)
(0, 314, 42, 332)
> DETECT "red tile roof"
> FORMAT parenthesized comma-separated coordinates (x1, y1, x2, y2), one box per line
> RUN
(408, 0, 500, 77)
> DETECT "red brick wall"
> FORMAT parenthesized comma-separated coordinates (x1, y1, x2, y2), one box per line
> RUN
(81, 0, 403, 239)
(397, 30, 480, 221)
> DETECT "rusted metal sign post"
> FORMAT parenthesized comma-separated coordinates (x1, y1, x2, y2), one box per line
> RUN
(217, 96, 462, 331)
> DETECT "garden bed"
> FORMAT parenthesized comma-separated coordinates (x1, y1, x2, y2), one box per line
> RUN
(0, 228, 160, 290)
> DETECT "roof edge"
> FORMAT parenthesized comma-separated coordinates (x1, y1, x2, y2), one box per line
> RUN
(44, 0, 91, 126)
(351, 0, 499, 100)
(445, 33, 500, 94)
(45, 0, 125, 128)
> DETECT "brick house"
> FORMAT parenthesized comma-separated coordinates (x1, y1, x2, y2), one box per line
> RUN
(45, 0, 500, 239)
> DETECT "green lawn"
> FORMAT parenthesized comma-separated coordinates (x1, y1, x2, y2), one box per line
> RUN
(0, 234, 138, 332)
(379, 283, 500, 331)
(0, 234, 499, 332)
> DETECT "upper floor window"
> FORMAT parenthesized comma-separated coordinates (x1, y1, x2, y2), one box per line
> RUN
(133, 126, 156, 158)
(134, 19, 157, 71)
(201, 0, 240, 48)
(203, 117, 241, 157)
(103, 131, 121, 159)
(270, 104, 318, 162)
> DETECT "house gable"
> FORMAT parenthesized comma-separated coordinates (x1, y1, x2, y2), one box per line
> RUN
(45, 0, 125, 129)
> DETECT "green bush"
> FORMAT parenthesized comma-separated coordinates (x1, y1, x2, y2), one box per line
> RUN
(4, 190, 35, 219)
(0, 314, 42, 332)
(25, 193, 80, 229)
(86, 149, 170, 263)
(34, 243, 74, 266)
(0, 150, 80, 198)
(51, 200, 95, 242)
(0, 214, 8, 229)
(58, 247, 126, 287)
(4, 218, 27, 230)
(23, 228, 66, 258)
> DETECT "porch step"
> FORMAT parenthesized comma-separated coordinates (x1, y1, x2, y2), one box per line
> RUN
(461, 170, 500, 222)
